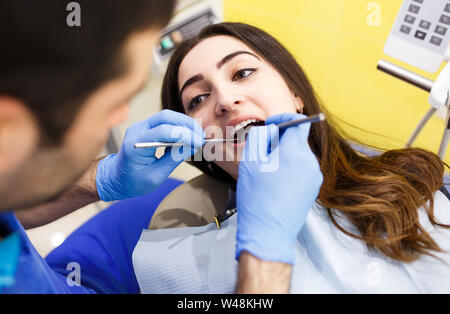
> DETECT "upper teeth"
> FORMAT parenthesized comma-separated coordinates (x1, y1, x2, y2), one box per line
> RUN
(230, 119, 259, 137)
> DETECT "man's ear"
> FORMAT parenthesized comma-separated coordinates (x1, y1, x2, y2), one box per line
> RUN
(0, 96, 39, 173)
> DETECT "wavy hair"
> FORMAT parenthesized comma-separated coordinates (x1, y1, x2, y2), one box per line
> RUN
(161, 22, 450, 262)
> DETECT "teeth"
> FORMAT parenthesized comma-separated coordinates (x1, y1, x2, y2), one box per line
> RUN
(229, 119, 259, 138)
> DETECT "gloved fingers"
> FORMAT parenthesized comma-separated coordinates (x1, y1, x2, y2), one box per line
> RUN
(277, 122, 312, 156)
(265, 113, 311, 140)
(245, 114, 312, 158)
(145, 109, 204, 135)
(164, 143, 200, 162)
(133, 124, 203, 155)
(265, 113, 306, 126)
(151, 148, 186, 171)
(242, 124, 279, 162)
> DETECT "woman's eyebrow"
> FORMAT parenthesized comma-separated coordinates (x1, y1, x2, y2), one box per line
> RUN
(179, 50, 260, 96)
(180, 74, 204, 96)
(216, 50, 260, 69)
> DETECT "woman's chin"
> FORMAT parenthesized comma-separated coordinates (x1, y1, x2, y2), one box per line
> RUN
(224, 142, 246, 162)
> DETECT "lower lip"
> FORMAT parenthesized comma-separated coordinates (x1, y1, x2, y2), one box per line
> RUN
(226, 139, 246, 148)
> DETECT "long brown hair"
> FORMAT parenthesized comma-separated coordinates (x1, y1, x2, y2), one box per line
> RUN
(161, 22, 450, 263)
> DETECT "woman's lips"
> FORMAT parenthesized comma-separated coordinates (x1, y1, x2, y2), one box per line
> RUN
(225, 116, 266, 140)
(227, 115, 265, 127)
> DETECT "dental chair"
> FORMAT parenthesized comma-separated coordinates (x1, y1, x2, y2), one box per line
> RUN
(149, 174, 235, 229)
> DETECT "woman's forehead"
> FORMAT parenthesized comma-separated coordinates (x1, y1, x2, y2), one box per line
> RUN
(178, 35, 257, 83)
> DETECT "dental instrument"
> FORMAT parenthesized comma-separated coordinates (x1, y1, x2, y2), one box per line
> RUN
(133, 113, 325, 149)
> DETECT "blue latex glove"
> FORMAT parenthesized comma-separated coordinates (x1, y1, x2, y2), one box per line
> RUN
(235, 113, 323, 264)
(96, 110, 204, 202)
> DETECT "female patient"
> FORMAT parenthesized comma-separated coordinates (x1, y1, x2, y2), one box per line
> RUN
(135, 22, 450, 293)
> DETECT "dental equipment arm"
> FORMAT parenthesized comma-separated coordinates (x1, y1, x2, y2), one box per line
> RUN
(429, 62, 450, 158)
(377, 59, 450, 159)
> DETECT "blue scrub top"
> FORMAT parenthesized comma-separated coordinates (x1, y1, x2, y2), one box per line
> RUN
(0, 228, 19, 288)
(0, 178, 182, 294)
(0, 211, 90, 293)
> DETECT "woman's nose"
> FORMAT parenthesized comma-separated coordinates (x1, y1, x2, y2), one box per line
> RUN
(215, 97, 242, 115)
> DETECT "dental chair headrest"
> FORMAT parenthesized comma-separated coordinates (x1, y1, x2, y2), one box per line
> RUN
(149, 174, 234, 229)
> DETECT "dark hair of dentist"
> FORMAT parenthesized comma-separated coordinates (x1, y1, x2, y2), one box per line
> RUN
(161, 22, 450, 263)
(0, 0, 173, 145)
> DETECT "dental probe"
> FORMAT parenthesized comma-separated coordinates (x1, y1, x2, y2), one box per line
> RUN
(133, 113, 325, 149)
(134, 138, 235, 148)
(277, 112, 325, 130)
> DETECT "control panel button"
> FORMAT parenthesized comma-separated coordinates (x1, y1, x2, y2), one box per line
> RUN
(439, 14, 450, 25)
(170, 31, 184, 44)
(445, 3, 450, 13)
(430, 36, 443, 46)
(404, 14, 416, 24)
(419, 20, 431, 30)
(400, 25, 412, 34)
(414, 30, 427, 40)
(408, 4, 421, 14)
(435, 25, 448, 35)
(160, 35, 175, 50)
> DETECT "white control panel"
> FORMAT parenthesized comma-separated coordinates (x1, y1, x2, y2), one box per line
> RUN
(384, 0, 450, 73)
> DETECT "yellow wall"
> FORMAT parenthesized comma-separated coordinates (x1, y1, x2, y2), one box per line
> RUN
(224, 0, 449, 163)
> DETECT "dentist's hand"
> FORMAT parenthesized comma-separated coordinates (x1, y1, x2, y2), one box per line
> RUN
(236, 113, 323, 264)
(96, 110, 204, 202)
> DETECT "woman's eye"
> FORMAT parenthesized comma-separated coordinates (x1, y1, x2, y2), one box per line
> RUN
(232, 68, 256, 81)
(188, 94, 209, 110)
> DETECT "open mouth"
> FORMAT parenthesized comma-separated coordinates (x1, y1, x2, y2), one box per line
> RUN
(229, 119, 265, 143)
